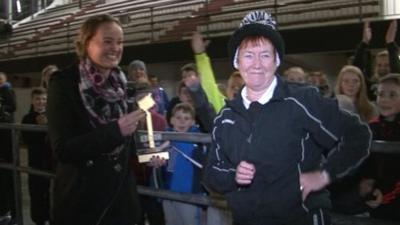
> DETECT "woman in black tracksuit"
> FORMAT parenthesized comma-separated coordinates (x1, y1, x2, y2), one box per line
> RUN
(203, 10, 372, 225)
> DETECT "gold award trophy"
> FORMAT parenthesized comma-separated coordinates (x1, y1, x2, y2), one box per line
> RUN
(136, 93, 169, 163)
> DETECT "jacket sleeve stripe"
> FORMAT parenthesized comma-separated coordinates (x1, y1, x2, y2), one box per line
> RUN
(331, 110, 372, 178)
(212, 108, 236, 172)
(285, 97, 338, 141)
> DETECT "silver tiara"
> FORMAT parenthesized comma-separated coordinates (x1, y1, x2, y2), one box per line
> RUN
(239, 11, 276, 30)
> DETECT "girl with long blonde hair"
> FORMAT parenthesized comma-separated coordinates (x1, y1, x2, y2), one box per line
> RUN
(335, 65, 377, 122)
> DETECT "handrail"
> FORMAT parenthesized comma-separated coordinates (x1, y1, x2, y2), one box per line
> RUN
(0, 123, 397, 153)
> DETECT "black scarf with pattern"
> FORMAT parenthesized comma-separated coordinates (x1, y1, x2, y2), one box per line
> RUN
(78, 58, 133, 127)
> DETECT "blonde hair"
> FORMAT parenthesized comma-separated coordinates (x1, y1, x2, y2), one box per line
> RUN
(226, 71, 244, 99)
(335, 65, 375, 121)
(283, 66, 305, 78)
(40, 65, 58, 89)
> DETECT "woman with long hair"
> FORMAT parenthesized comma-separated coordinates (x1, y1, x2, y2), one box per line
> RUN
(47, 14, 145, 225)
(335, 65, 377, 122)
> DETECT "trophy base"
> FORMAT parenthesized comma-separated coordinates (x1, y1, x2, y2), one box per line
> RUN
(138, 151, 169, 163)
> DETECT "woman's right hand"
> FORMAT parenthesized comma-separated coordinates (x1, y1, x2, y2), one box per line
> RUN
(118, 109, 146, 136)
(235, 161, 256, 185)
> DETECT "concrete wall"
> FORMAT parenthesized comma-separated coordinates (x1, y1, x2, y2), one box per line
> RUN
(13, 87, 33, 124)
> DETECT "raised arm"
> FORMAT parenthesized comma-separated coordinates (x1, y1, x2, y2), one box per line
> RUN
(386, 20, 400, 73)
(353, 21, 372, 79)
(191, 32, 225, 113)
(183, 74, 216, 133)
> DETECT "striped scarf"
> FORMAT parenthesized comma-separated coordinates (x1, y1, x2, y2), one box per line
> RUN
(78, 58, 132, 127)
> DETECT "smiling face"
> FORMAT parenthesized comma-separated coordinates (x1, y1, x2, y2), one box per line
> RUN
(170, 109, 195, 132)
(376, 82, 400, 121)
(86, 21, 123, 76)
(375, 54, 390, 78)
(237, 37, 277, 93)
(32, 94, 47, 113)
(340, 71, 361, 100)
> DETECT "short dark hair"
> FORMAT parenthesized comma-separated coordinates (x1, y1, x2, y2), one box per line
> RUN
(180, 63, 198, 74)
(379, 73, 400, 86)
(31, 87, 47, 98)
(171, 102, 195, 119)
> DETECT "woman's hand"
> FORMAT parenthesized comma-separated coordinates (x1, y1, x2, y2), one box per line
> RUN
(118, 109, 146, 136)
(300, 170, 330, 201)
(147, 156, 167, 168)
(235, 161, 256, 185)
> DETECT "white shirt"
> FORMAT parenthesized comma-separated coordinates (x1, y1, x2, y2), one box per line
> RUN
(241, 76, 277, 109)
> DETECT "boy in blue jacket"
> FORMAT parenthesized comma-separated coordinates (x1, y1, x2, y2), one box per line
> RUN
(162, 103, 207, 225)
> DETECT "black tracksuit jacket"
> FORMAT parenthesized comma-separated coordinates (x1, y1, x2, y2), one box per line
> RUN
(203, 76, 372, 225)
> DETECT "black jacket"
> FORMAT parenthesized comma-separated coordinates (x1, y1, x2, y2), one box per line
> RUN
(366, 114, 400, 221)
(0, 85, 16, 161)
(47, 65, 141, 225)
(0, 85, 16, 123)
(203, 77, 371, 225)
(21, 111, 52, 169)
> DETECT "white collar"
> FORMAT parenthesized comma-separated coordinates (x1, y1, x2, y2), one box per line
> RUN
(241, 76, 277, 109)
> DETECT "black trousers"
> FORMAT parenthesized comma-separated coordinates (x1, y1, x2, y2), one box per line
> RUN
(27, 146, 52, 225)
(28, 175, 50, 225)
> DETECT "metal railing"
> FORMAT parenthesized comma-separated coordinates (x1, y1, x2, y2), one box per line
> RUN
(0, 123, 399, 225)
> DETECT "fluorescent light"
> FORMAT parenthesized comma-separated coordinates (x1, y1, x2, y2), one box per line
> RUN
(16, 0, 21, 13)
